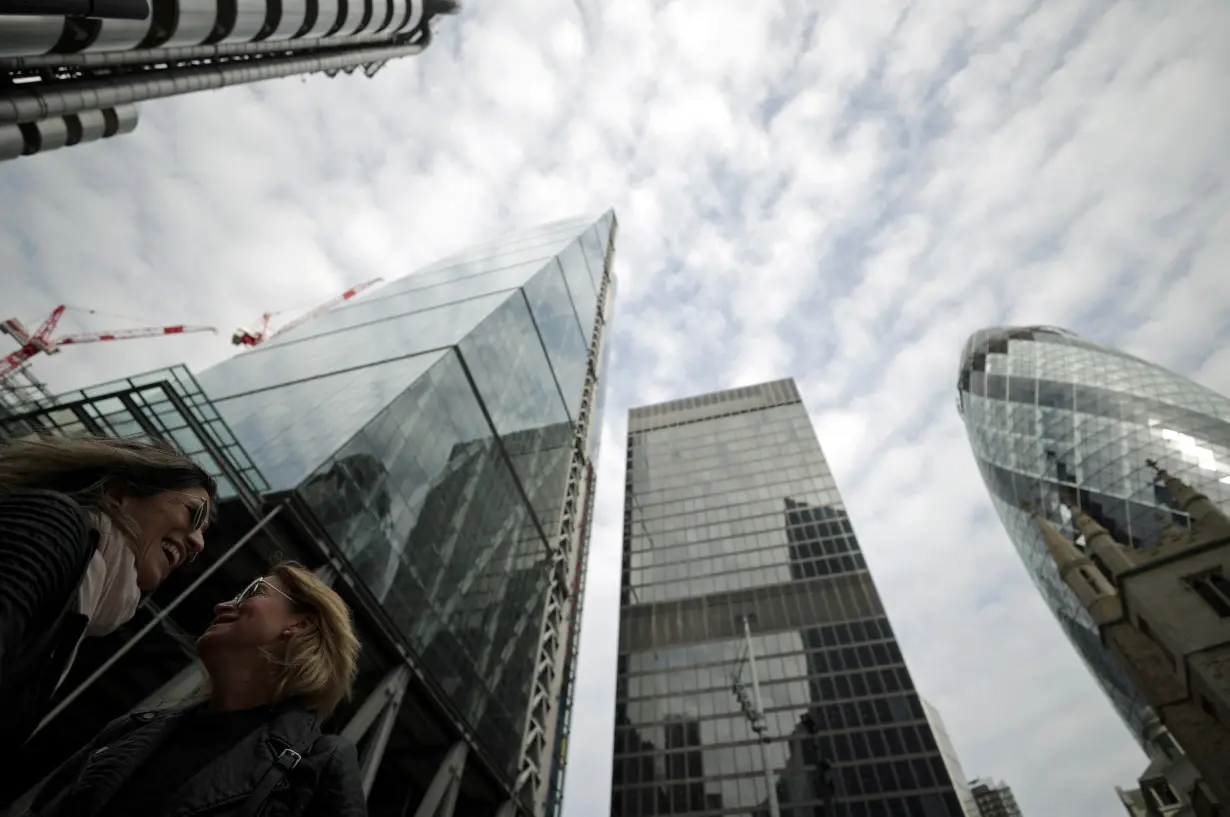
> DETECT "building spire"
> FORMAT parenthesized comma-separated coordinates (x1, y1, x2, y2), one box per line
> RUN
(1022, 502, 1119, 622)
(1146, 459, 1230, 542)
(1063, 501, 1139, 578)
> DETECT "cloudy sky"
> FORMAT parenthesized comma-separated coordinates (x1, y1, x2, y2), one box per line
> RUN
(4, 0, 1230, 814)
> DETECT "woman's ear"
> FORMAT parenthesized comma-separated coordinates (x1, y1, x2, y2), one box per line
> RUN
(283, 613, 318, 639)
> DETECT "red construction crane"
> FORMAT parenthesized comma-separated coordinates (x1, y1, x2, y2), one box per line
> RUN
(1, 305, 217, 379)
(232, 277, 384, 348)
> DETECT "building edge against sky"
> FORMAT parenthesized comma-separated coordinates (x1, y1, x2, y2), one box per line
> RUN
(922, 698, 978, 817)
(611, 379, 966, 817)
(955, 325, 1230, 758)
(0, 210, 617, 817)
(0, 0, 458, 162)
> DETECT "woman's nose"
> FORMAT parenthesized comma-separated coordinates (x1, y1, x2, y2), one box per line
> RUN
(187, 529, 205, 556)
(213, 600, 236, 616)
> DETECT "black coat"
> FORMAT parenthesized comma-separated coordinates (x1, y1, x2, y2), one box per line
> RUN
(0, 490, 95, 747)
(26, 703, 367, 817)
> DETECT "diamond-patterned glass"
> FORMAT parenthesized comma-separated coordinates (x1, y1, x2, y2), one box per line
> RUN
(956, 325, 1230, 748)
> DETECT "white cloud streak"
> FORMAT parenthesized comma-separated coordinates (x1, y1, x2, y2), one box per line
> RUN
(4, 0, 1230, 815)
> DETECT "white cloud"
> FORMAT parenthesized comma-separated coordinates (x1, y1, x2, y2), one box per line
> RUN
(4, 0, 1230, 815)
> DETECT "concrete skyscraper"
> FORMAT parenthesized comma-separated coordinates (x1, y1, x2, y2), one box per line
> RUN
(0, 211, 616, 817)
(956, 325, 1230, 758)
(611, 379, 966, 817)
(968, 779, 1023, 817)
(922, 698, 979, 817)
(0, 0, 456, 161)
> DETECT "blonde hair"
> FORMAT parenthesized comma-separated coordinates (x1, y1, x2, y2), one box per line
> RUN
(270, 562, 360, 719)
(0, 435, 216, 541)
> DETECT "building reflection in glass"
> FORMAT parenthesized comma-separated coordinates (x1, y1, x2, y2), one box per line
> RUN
(956, 325, 1230, 749)
(612, 379, 965, 817)
(196, 212, 617, 784)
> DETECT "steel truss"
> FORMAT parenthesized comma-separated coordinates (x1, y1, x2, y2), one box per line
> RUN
(510, 229, 616, 815)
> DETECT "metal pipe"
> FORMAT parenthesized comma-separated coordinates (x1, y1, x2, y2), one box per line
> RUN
(0, 0, 147, 19)
(0, 22, 412, 70)
(743, 616, 782, 817)
(0, 40, 423, 125)
(357, 679, 405, 796)
(0, 102, 136, 162)
(33, 504, 283, 732)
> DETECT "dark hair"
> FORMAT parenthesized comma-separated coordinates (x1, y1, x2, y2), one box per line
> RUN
(0, 435, 217, 539)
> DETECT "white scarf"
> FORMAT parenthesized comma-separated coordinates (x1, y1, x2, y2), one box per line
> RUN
(76, 513, 143, 637)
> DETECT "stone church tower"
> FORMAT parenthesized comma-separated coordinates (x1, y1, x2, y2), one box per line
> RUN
(1027, 462, 1230, 811)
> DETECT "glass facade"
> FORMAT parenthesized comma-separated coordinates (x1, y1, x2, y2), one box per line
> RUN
(195, 211, 617, 783)
(2, 364, 268, 499)
(612, 379, 964, 817)
(956, 326, 1230, 748)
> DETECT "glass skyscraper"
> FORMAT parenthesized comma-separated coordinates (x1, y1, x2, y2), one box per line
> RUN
(0, 212, 615, 817)
(956, 325, 1230, 752)
(611, 379, 965, 817)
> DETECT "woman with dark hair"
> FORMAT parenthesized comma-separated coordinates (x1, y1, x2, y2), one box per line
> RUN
(26, 563, 366, 817)
(0, 435, 217, 746)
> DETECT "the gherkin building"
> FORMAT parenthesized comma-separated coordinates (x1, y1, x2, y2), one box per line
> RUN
(956, 326, 1230, 750)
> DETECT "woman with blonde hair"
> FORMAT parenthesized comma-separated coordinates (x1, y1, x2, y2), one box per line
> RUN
(0, 435, 216, 746)
(26, 562, 366, 817)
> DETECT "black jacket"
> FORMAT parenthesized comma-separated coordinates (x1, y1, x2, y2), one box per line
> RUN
(27, 703, 367, 817)
(0, 489, 95, 747)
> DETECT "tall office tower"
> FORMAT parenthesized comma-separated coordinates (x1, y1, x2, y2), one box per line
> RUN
(0, 211, 616, 817)
(611, 379, 966, 817)
(0, 0, 456, 162)
(921, 699, 979, 817)
(968, 779, 1022, 817)
(955, 326, 1230, 756)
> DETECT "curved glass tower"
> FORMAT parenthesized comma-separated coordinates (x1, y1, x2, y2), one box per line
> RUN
(956, 326, 1230, 748)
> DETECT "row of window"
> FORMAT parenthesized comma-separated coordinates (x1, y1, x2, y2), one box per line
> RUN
(622, 645, 907, 701)
(626, 522, 855, 561)
(628, 501, 853, 539)
(617, 752, 952, 800)
(630, 444, 827, 473)
(628, 488, 845, 525)
(627, 551, 867, 592)
(619, 574, 887, 652)
(614, 719, 940, 770)
(631, 406, 813, 446)
(628, 460, 832, 495)
(629, 472, 832, 504)
(614, 791, 960, 817)
(617, 694, 928, 754)
(620, 617, 897, 676)
(625, 534, 861, 574)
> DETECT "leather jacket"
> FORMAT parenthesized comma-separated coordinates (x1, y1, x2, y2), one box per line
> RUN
(26, 702, 367, 817)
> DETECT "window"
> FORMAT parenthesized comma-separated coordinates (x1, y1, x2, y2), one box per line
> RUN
(1146, 780, 1180, 809)
(1187, 570, 1230, 617)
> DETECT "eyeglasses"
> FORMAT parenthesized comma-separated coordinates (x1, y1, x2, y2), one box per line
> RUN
(162, 490, 210, 532)
(232, 577, 296, 607)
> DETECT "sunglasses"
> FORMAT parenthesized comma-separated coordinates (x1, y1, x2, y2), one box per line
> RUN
(164, 491, 210, 532)
(232, 577, 296, 607)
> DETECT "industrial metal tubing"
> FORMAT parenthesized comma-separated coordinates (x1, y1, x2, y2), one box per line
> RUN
(0, 102, 135, 160)
(0, 0, 148, 19)
(0, 27, 410, 70)
(0, 40, 423, 125)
